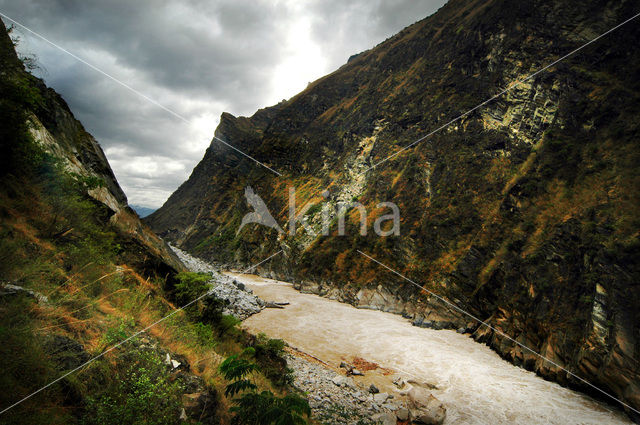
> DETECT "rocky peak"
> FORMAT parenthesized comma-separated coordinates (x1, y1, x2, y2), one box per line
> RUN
(147, 0, 640, 415)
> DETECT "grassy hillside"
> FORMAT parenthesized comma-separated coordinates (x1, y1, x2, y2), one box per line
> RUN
(0, 21, 306, 425)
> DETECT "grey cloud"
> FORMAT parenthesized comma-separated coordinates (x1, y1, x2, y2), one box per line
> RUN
(307, 0, 444, 65)
(1, 0, 446, 208)
(5, 0, 288, 105)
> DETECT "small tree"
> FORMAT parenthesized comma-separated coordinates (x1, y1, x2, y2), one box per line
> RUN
(174, 272, 225, 322)
(219, 353, 258, 397)
(219, 352, 310, 425)
(174, 272, 211, 305)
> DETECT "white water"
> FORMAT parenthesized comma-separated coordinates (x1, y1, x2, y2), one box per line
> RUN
(236, 274, 631, 425)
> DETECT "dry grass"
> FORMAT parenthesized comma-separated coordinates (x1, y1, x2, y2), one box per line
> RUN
(0, 194, 286, 425)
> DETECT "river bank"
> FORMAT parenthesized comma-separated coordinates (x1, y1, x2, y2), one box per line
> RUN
(238, 273, 631, 425)
(172, 245, 631, 424)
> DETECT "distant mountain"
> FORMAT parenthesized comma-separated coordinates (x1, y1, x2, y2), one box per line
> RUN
(147, 0, 640, 414)
(130, 205, 156, 218)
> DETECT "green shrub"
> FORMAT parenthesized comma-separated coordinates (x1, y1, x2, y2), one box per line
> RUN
(194, 321, 216, 348)
(231, 391, 310, 425)
(255, 333, 285, 357)
(217, 314, 241, 336)
(101, 318, 135, 348)
(82, 350, 184, 425)
(174, 272, 227, 323)
(253, 334, 292, 388)
(174, 272, 211, 305)
(219, 354, 310, 425)
(69, 173, 106, 190)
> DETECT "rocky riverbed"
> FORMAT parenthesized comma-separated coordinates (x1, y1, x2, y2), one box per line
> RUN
(174, 248, 630, 425)
(170, 245, 263, 320)
(285, 349, 448, 425)
(172, 246, 420, 424)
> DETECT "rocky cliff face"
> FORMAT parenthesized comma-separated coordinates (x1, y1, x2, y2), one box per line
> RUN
(30, 94, 185, 275)
(146, 0, 640, 414)
(0, 19, 184, 276)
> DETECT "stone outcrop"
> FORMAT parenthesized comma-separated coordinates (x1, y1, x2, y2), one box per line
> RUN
(27, 105, 184, 275)
(0, 283, 49, 304)
(0, 18, 184, 278)
(147, 0, 640, 415)
(407, 386, 446, 425)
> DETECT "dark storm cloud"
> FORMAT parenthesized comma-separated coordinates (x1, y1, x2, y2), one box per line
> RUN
(4, 0, 288, 107)
(306, 0, 446, 65)
(0, 0, 445, 207)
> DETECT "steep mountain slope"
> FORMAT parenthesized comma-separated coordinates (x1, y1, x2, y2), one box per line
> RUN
(0, 17, 203, 422)
(1, 19, 316, 425)
(147, 0, 640, 415)
(0, 20, 183, 276)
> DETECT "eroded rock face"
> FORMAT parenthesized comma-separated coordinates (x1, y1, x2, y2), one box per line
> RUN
(0, 283, 48, 304)
(407, 387, 446, 425)
(0, 23, 186, 278)
(43, 335, 91, 371)
(147, 0, 640, 414)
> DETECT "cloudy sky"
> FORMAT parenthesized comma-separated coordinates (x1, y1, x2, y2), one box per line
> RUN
(1, 0, 446, 208)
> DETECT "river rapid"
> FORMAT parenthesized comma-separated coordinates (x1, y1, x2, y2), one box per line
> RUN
(235, 273, 631, 425)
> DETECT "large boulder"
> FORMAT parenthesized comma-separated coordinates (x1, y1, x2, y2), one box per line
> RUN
(373, 392, 390, 404)
(372, 412, 396, 425)
(43, 334, 90, 371)
(407, 387, 446, 425)
(331, 374, 353, 388)
(396, 407, 409, 421)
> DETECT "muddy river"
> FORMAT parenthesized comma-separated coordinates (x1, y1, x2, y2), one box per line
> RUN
(236, 273, 630, 424)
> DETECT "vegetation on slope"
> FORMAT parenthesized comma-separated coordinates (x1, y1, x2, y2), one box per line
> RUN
(146, 0, 640, 414)
(0, 24, 307, 425)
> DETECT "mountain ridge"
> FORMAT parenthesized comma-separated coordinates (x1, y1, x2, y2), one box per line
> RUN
(147, 0, 640, 415)
(0, 19, 185, 275)
(1, 19, 309, 425)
